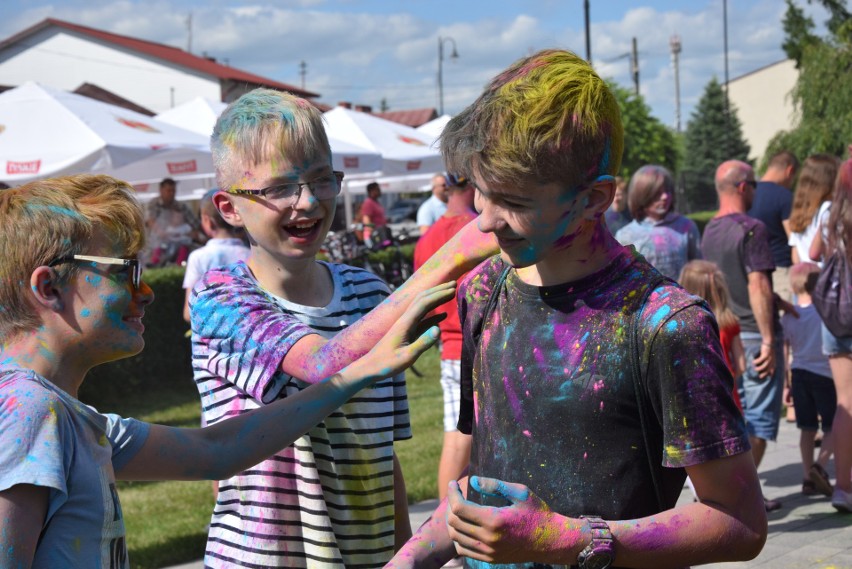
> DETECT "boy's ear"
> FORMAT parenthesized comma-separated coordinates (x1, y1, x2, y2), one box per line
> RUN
(30, 266, 65, 312)
(212, 192, 244, 228)
(583, 177, 616, 220)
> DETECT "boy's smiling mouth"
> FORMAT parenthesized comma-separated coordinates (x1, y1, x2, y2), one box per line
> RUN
(283, 218, 321, 239)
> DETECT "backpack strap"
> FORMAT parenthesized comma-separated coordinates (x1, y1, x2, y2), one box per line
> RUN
(473, 263, 511, 347)
(628, 272, 671, 512)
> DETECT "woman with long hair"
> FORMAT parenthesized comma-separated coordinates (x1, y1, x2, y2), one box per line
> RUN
(810, 158, 852, 513)
(615, 165, 701, 279)
(789, 154, 840, 266)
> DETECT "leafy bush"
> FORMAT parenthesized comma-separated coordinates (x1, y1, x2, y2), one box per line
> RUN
(686, 210, 717, 236)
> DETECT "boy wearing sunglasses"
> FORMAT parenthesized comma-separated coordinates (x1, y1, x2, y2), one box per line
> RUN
(390, 50, 765, 569)
(0, 173, 458, 568)
(188, 88, 496, 568)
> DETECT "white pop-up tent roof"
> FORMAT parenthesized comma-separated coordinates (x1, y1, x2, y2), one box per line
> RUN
(415, 114, 452, 147)
(323, 106, 444, 177)
(155, 96, 227, 136)
(0, 82, 213, 186)
(156, 97, 383, 175)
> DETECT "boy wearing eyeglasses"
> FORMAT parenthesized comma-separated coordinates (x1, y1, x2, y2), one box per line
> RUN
(389, 50, 765, 569)
(188, 88, 496, 568)
(0, 174, 456, 568)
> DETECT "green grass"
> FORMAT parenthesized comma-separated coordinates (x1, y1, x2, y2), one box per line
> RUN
(395, 346, 444, 503)
(103, 347, 444, 569)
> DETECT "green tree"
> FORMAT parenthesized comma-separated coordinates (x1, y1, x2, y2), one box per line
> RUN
(763, 22, 852, 168)
(782, 0, 818, 67)
(682, 77, 751, 211)
(609, 81, 679, 179)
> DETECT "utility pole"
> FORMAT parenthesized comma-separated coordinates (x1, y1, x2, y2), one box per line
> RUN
(186, 12, 193, 54)
(299, 61, 307, 90)
(584, 0, 592, 64)
(437, 36, 459, 115)
(670, 34, 682, 133)
(630, 37, 639, 95)
(723, 0, 731, 153)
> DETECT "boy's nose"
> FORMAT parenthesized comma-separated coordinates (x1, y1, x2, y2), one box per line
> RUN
(293, 186, 319, 211)
(135, 280, 155, 306)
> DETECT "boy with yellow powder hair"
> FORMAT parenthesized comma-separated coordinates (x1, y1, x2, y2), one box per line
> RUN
(389, 49, 766, 569)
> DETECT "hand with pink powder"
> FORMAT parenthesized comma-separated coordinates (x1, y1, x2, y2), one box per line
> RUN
(445, 476, 586, 565)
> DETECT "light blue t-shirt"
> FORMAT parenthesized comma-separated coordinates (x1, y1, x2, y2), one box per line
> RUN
(615, 212, 702, 280)
(416, 194, 447, 228)
(0, 367, 149, 568)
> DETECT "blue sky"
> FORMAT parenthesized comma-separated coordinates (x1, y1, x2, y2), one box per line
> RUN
(0, 1, 830, 128)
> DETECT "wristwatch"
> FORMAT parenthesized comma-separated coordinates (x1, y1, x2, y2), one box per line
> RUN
(577, 516, 615, 569)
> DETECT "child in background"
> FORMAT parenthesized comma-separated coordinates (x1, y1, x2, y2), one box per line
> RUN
(782, 262, 836, 497)
(181, 189, 249, 323)
(679, 260, 745, 411)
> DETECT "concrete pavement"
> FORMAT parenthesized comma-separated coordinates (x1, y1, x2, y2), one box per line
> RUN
(160, 420, 852, 569)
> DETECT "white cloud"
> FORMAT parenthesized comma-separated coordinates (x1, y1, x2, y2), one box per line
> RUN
(0, 0, 831, 125)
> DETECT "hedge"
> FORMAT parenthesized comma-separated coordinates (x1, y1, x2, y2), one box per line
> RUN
(80, 266, 192, 408)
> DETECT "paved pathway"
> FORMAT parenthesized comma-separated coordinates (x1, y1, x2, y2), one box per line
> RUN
(161, 420, 852, 569)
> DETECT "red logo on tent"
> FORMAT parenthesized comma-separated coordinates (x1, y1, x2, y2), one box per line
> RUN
(167, 160, 198, 174)
(398, 135, 426, 146)
(343, 157, 360, 168)
(406, 161, 422, 171)
(134, 183, 150, 192)
(116, 117, 160, 133)
(6, 160, 41, 175)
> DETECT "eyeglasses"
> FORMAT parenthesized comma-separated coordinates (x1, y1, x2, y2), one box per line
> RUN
(230, 171, 345, 206)
(49, 255, 142, 291)
(737, 179, 758, 190)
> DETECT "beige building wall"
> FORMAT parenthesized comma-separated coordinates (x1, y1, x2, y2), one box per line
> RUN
(727, 59, 798, 164)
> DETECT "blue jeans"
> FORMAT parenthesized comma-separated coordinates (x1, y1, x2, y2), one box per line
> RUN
(738, 333, 785, 441)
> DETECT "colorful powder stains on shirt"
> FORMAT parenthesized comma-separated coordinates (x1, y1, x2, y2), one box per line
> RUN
(456, 248, 749, 569)
(0, 367, 149, 568)
(189, 260, 411, 568)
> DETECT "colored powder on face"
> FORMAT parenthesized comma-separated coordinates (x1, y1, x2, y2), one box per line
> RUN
(80, 309, 91, 318)
(85, 274, 103, 287)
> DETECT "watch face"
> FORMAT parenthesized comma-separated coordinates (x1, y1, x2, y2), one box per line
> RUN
(580, 548, 614, 569)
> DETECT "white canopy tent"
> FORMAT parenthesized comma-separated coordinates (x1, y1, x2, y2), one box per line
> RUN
(0, 82, 212, 194)
(415, 114, 452, 148)
(323, 107, 443, 176)
(155, 96, 383, 178)
(323, 106, 446, 225)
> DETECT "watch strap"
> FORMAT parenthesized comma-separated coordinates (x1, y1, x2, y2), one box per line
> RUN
(577, 515, 614, 569)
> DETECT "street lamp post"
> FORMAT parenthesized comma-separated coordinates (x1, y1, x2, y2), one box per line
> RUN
(437, 36, 459, 116)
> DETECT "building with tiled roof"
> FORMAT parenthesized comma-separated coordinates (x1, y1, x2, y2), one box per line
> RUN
(0, 18, 317, 114)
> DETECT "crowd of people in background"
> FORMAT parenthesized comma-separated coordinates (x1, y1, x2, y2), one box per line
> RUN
(610, 147, 852, 515)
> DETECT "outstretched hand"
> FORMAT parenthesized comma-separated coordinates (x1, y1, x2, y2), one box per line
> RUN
(446, 476, 582, 565)
(338, 282, 454, 385)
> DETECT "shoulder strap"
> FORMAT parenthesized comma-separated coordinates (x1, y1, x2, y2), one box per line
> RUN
(628, 272, 670, 512)
(473, 263, 511, 347)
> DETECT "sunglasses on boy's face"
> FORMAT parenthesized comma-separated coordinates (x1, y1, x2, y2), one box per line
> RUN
(49, 255, 143, 291)
(229, 171, 345, 206)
